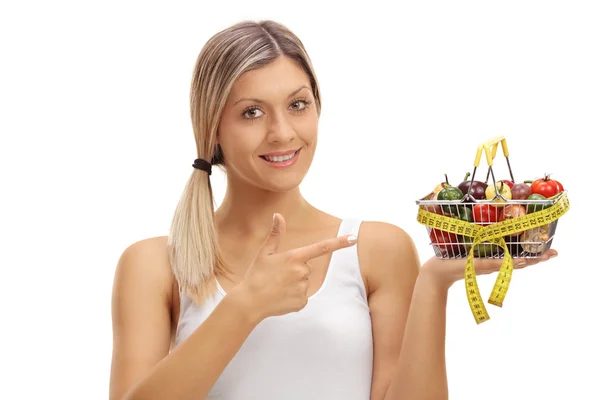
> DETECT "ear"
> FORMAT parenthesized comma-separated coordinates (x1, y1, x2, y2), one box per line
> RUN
(211, 144, 225, 165)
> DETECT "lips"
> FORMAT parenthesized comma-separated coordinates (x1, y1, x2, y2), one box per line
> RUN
(259, 148, 300, 162)
(259, 148, 301, 168)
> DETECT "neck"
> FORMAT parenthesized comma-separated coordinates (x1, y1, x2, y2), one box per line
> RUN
(215, 179, 316, 240)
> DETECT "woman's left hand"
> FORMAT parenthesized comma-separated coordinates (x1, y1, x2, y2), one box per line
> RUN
(420, 249, 559, 291)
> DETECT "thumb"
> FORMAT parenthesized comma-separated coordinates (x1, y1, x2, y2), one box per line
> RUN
(260, 213, 286, 255)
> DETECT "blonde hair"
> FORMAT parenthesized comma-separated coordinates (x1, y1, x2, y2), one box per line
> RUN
(168, 20, 323, 304)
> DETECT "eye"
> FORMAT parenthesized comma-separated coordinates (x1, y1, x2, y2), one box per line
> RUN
(242, 107, 265, 119)
(289, 99, 310, 112)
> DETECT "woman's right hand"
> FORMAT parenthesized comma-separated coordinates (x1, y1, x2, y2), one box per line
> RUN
(232, 213, 357, 322)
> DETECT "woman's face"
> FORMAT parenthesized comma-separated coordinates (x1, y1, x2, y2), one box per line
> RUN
(217, 56, 319, 192)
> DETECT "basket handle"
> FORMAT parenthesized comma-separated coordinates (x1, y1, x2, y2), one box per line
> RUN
(466, 136, 515, 197)
(473, 136, 509, 167)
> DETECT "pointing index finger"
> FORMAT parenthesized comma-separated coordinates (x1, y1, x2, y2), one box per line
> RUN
(292, 234, 358, 262)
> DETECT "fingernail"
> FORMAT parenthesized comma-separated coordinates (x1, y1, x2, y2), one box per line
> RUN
(516, 260, 527, 266)
(348, 235, 358, 244)
(549, 254, 557, 259)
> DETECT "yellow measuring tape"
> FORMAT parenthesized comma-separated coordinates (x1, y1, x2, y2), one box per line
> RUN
(416, 192, 570, 324)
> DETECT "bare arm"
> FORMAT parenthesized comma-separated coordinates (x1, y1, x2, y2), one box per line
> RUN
(364, 222, 556, 400)
(382, 267, 449, 400)
(360, 222, 448, 400)
(109, 238, 260, 400)
(359, 222, 420, 400)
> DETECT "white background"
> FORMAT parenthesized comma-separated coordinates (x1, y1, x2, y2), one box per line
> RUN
(1, 0, 598, 399)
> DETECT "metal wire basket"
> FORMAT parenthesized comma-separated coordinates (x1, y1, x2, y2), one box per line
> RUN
(416, 136, 568, 259)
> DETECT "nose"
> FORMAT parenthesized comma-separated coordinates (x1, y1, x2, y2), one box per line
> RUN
(266, 112, 296, 144)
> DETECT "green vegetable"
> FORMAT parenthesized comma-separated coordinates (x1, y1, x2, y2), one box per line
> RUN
(455, 206, 473, 223)
(526, 194, 550, 213)
(437, 185, 464, 213)
(472, 243, 503, 257)
(463, 240, 503, 257)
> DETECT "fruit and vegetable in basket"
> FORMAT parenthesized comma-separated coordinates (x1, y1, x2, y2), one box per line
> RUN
(433, 174, 451, 197)
(455, 206, 473, 223)
(437, 183, 464, 214)
(473, 242, 504, 257)
(472, 203, 499, 225)
(530, 174, 563, 198)
(520, 225, 550, 254)
(420, 161, 567, 262)
(511, 182, 532, 200)
(462, 238, 504, 258)
(429, 229, 462, 256)
(429, 204, 447, 216)
(485, 181, 512, 205)
(526, 194, 551, 213)
(526, 191, 565, 214)
(457, 172, 488, 200)
(436, 202, 474, 222)
(499, 204, 527, 236)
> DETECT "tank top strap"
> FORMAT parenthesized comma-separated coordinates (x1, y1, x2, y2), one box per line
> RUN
(337, 217, 363, 237)
(324, 217, 367, 303)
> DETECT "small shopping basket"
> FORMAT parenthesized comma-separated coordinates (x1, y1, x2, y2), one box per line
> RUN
(415, 136, 570, 260)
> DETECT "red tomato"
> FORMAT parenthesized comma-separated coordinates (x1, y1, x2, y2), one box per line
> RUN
(429, 229, 461, 255)
(472, 204, 499, 225)
(531, 175, 563, 197)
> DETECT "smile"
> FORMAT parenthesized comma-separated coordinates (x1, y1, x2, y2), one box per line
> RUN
(259, 149, 301, 168)
(263, 151, 296, 162)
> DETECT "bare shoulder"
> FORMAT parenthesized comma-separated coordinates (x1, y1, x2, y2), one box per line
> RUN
(356, 221, 421, 296)
(113, 235, 174, 297)
(358, 221, 414, 247)
(110, 235, 177, 399)
(112, 235, 178, 322)
(116, 236, 171, 271)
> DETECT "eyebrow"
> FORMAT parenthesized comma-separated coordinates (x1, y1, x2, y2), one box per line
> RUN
(233, 85, 310, 106)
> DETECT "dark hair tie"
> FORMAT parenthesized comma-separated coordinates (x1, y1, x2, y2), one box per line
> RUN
(192, 158, 212, 175)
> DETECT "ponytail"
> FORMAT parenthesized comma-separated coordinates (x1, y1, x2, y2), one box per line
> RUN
(168, 166, 223, 304)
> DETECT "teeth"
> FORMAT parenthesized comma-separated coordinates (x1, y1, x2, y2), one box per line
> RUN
(264, 151, 296, 162)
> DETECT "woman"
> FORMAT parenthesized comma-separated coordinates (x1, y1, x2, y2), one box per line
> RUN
(109, 20, 557, 400)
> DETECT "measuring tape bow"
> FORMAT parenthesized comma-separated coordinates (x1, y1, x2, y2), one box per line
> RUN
(416, 192, 570, 324)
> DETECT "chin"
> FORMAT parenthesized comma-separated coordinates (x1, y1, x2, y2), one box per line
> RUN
(260, 170, 308, 193)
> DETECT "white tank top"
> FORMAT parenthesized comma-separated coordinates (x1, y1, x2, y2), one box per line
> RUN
(173, 218, 373, 399)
